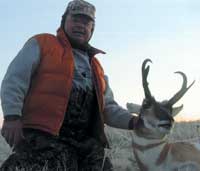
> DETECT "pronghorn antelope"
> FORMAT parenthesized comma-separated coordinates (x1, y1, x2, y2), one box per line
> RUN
(127, 59, 199, 171)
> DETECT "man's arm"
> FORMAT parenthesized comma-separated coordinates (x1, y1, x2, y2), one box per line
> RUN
(1, 38, 40, 118)
(1, 38, 40, 147)
(103, 75, 140, 130)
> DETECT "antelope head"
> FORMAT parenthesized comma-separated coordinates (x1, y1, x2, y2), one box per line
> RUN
(127, 59, 195, 139)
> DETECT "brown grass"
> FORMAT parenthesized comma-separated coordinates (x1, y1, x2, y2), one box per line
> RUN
(0, 120, 200, 171)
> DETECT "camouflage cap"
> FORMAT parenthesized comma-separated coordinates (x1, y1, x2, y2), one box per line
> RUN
(66, 0, 96, 21)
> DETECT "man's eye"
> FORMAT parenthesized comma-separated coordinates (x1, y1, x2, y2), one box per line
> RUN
(84, 21, 90, 25)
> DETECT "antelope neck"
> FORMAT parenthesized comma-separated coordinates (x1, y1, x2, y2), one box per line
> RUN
(132, 133, 170, 171)
(132, 140, 166, 151)
(132, 131, 167, 150)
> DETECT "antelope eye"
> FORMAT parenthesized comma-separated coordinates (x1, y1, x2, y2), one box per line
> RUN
(143, 103, 151, 109)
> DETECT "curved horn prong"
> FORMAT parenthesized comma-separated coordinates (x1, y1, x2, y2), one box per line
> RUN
(172, 104, 184, 116)
(142, 59, 152, 99)
(168, 71, 195, 106)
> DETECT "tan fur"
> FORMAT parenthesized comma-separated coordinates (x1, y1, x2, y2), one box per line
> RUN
(133, 148, 149, 171)
(171, 142, 200, 163)
(156, 143, 171, 165)
(132, 137, 200, 171)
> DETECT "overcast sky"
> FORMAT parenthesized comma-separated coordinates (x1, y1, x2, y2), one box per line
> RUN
(0, 0, 200, 125)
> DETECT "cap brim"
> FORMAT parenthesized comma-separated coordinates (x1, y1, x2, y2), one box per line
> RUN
(70, 11, 95, 21)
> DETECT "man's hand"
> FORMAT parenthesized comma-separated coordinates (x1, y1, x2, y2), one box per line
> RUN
(1, 118, 24, 147)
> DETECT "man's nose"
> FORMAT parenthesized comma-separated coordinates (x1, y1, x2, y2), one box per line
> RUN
(75, 21, 86, 27)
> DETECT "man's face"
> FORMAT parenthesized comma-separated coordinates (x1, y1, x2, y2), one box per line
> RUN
(64, 14, 94, 45)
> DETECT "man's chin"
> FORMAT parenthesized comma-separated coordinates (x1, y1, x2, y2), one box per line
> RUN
(71, 37, 86, 45)
(68, 37, 89, 49)
(66, 33, 89, 46)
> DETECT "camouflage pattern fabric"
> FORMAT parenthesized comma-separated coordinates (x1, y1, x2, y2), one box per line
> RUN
(0, 129, 113, 171)
(0, 86, 113, 171)
(59, 87, 95, 141)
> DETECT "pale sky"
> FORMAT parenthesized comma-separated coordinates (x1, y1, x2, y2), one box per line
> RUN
(0, 0, 200, 125)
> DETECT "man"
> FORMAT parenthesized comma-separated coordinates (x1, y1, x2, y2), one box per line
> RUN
(0, 0, 140, 170)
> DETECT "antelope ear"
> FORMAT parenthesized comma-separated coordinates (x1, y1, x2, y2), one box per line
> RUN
(172, 104, 183, 116)
(126, 103, 141, 114)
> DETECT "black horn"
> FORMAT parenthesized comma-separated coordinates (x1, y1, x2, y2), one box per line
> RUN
(142, 59, 153, 100)
(167, 71, 195, 106)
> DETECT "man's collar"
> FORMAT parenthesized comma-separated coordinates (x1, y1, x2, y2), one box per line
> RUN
(87, 44, 106, 57)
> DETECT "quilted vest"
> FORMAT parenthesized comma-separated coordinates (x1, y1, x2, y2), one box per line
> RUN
(22, 28, 108, 146)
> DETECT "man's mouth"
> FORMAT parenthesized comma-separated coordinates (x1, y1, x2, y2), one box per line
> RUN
(73, 31, 85, 35)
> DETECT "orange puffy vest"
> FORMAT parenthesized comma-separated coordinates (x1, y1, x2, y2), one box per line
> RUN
(22, 28, 108, 145)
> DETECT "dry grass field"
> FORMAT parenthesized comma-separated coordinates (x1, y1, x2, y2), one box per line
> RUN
(0, 120, 200, 171)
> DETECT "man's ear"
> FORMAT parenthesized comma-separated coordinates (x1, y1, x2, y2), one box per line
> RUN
(126, 103, 141, 114)
(172, 104, 183, 117)
(142, 98, 153, 109)
(88, 22, 95, 42)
